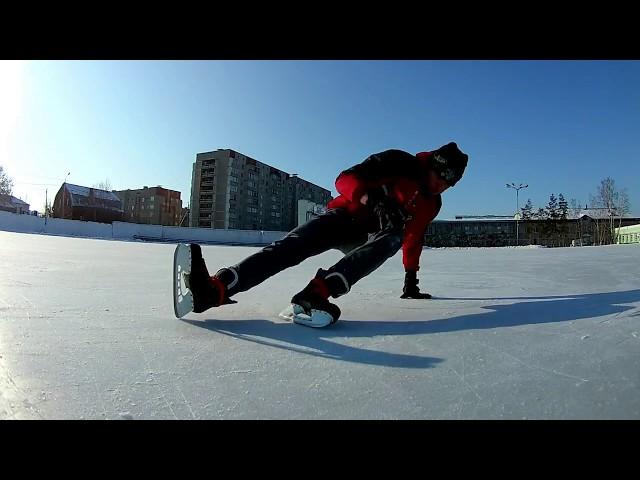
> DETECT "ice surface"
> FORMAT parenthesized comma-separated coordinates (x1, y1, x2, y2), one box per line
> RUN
(0, 230, 639, 419)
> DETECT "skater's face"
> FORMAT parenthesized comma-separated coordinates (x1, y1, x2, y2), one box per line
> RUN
(426, 169, 452, 194)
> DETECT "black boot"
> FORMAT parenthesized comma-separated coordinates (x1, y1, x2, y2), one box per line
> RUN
(290, 269, 344, 325)
(400, 270, 432, 299)
(188, 244, 236, 313)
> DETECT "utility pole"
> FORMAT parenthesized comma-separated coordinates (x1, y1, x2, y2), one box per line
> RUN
(506, 183, 528, 246)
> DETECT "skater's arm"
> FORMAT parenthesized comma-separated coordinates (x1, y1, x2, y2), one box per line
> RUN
(335, 150, 418, 203)
(402, 195, 442, 271)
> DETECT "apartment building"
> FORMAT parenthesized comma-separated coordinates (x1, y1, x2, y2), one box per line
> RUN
(114, 186, 182, 226)
(190, 149, 332, 231)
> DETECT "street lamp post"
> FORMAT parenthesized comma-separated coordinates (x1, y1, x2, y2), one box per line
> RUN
(506, 183, 528, 246)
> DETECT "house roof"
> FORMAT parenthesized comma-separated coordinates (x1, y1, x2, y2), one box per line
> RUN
(0, 194, 30, 209)
(64, 184, 123, 211)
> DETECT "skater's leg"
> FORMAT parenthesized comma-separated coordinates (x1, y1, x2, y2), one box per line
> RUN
(287, 226, 403, 325)
(314, 226, 404, 297)
(219, 209, 367, 296)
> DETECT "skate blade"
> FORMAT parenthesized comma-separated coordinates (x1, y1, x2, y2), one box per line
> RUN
(279, 304, 305, 321)
(173, 243, 194, 318)
(279, 304, 335, 328)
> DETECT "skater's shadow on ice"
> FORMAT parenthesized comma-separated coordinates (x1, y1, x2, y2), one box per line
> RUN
(181, 318, 444, 369)
(431, 289, 640, 332)
(182, 289, 640, 369)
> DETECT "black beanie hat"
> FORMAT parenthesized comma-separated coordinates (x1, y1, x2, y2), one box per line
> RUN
(431, 142, 468, 186)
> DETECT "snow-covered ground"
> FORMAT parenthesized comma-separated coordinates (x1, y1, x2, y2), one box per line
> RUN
(1, 230, 639, 419)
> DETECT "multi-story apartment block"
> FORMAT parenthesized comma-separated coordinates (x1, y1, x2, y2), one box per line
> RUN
(190, 149, 332, 231)
(114, 186, 182, 226)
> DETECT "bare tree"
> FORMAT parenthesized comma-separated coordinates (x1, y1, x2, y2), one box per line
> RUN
(93, 178, 112, 191)
(589, 193, 608, 245)
(614, 188, 631, 243)
(0, 165, 13, 195)
(591, 177, 630, 245)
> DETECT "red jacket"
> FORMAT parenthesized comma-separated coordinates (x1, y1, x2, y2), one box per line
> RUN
(327, 149, 441, 272)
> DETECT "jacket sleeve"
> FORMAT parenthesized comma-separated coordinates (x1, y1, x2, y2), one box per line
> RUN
(402, 194, 442, 271)
(334, 149, 418, 203)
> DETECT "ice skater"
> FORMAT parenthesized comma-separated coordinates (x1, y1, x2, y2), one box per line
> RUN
(178, 142, 468, 327)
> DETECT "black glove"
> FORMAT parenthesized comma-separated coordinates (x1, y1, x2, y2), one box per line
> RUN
(367, 186, 406, 231)
(400, 270, 432, 299)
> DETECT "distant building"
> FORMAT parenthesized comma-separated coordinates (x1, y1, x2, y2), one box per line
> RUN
(426, 215, 640, 247)
(114, 186, 182, 226)
(615, 223, 640, 245)
(288, 175, 332, 227)
(53, 183, 123, 223)
(190, 149, 332, 231)
(0, 194, 30, 214)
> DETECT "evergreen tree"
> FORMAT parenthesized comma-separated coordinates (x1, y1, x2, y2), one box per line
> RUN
(521, 199, 533, 220)
(558, 194, 569, 220)
(546, 193, 559, 219)
(557, 193, 570, 245)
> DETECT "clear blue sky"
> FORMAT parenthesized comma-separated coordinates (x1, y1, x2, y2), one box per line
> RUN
(2, 60, 639, 218)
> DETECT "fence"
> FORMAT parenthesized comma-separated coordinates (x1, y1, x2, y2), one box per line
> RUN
(0, 211, 286, 245)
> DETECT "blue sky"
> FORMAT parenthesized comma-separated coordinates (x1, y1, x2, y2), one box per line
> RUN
(2, 60, 638, 218)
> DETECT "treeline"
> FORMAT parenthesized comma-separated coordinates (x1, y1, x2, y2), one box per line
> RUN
(520, 177, 631, 246)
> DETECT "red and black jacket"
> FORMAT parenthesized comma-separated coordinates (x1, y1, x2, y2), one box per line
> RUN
(327, 149, 441, 272)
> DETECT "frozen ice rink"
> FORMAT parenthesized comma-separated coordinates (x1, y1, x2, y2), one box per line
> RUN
(1, 230, 639, 419)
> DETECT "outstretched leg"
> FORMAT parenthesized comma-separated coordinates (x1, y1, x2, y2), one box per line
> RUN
(214, 208, 368, 297)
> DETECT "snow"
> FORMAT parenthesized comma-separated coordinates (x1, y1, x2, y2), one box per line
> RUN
(0, 230, 639, 419)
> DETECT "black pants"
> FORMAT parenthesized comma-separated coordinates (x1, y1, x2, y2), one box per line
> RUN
(226, 209, 403, 298)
